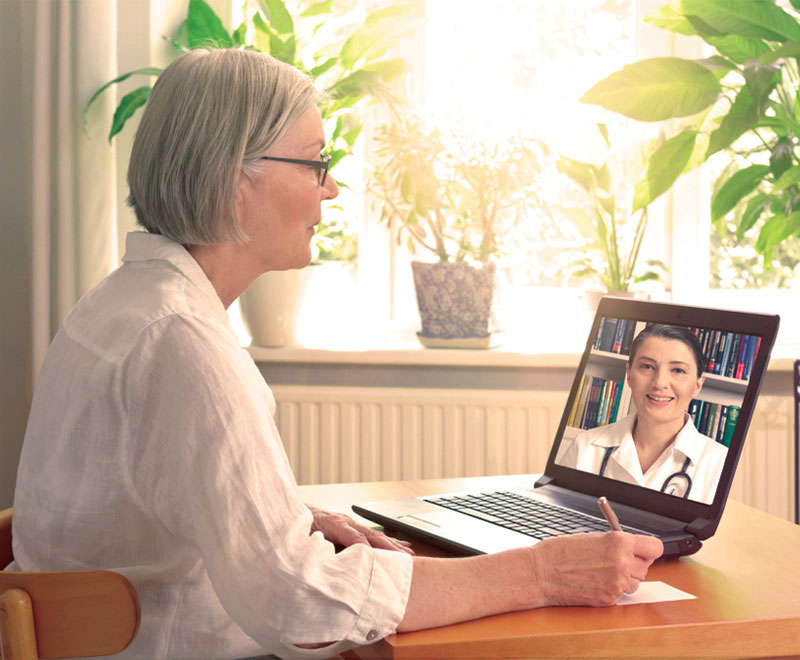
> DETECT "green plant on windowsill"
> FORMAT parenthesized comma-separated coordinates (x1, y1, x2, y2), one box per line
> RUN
(579, 0, 800, 269)
(552, 124, 669, 294)
(84, 0, 422, 261)
(367, 115, 550, 345)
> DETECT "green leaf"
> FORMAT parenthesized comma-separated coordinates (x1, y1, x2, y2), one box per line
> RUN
(772, 163, 800, 191)
(682, 0, 800, 42)
(340, 3, 424, 68)
(186, 0, 232, 47)
(711, 164, 771, 221)
(742, 59, 780, 111)
(301, 0, 334, 18)
(769, 136, 794, 180)
(232, 22, 247, 46)
(759, 40, 800, 63)
(257, 0, 294, 35)
(634, 130, 698, 211)
(83, 67, 162, 130)
(269, 34, 296, 63)
(109, 86, 151, 142)
(326, 69, 386, 99)
(736, 193, 770, 239)
(704, 33, 772, 62)
(310, 57, 337, 78)
(363, 58, 407, 83)
(645, 2, 699, 36)
(580, 58, 721, 121)
(706, 85, 759, 156)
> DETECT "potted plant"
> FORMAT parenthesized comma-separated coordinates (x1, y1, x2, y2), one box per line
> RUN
(368, 117, 549, 347)
(551, 124, 668, 310)
(85, 0, 420, 345)
(578, 0, 800, 267)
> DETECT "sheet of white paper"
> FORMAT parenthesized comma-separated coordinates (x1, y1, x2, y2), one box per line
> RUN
(617, 581, 696, 606)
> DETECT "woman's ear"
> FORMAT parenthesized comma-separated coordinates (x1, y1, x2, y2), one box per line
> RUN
(694, 373, 705, 396)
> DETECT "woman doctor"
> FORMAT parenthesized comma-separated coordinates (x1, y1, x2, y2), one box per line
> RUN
(558, 324, 727, 504)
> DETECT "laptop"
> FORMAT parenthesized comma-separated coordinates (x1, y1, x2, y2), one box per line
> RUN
(353, 297, 780, 559)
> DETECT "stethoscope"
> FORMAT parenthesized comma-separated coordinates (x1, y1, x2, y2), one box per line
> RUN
(599, 446, 693, 498)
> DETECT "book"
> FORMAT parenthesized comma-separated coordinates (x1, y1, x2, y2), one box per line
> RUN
(597, 318, 618, 353)
(722, 405, 740, 447)
(715, 405, 729, 445)
(568, 374, 591, 427)
(611, 319, 627, 354)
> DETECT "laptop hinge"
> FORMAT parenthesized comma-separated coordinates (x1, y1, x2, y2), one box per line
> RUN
(534, 474, 554, 488)
(686, 517, 715, 539)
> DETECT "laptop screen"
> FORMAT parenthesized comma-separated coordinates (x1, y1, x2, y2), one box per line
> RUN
(545, 297, 779, 531)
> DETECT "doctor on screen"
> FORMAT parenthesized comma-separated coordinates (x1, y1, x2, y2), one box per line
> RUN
(558, 324, 727, 504)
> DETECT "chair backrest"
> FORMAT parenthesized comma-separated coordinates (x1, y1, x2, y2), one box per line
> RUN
(0, 508, 141, 659)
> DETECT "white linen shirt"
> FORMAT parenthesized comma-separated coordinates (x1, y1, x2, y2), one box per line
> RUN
(10, 231, 412, 659)
(556, 413, 727, 504)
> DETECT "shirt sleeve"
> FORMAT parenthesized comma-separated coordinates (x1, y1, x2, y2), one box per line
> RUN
(120, 314, 412, 657)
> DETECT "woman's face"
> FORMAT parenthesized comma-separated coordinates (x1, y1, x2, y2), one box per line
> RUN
(236, 106, 339, 272)
(626, 336, 704, 427)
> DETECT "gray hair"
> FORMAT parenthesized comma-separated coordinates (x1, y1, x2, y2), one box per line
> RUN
(127, 48, 318, 245)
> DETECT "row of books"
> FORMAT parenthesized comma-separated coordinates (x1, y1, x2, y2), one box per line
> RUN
(689, 328, 760, 382)
(566, 374, 631, 430)
(688, 399, 740, 447)
(592, 318, 637, 355)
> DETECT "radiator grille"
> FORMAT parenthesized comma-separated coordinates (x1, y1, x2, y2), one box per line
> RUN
(271, 385, 794, 522)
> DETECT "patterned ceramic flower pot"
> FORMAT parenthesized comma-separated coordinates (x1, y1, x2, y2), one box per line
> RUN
(411, 261, 496, 347)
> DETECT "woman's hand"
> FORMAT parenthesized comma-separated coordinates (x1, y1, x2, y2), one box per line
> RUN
(307, 505, 415, 555)
(529, 531, 664, 607)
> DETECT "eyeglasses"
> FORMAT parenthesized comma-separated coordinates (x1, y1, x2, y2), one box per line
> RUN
(259, 154, 331, 186)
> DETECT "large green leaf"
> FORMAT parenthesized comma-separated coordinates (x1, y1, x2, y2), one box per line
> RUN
(580, 58, 721, 121)
(711, 164, 771, 221)
(633, 130, 697, 211)
(704, 33, 772, 62)
(186, 0, 232, 47)
(109, 86, 151, 142)
(760, 39, 800, 63)
(340, 3, 424, 68)
(646, 2, 701, 36)
(681, 0, 800, 42)
(257, 0, 294, 35)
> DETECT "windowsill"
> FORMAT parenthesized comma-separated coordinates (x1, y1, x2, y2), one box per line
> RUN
(246, 323, 800, 372)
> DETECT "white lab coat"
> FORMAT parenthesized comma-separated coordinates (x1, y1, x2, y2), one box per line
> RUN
(557, 413, 727, 504)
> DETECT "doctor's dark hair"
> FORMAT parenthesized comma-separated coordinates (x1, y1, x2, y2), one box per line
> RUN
(628, 324, 705, 377)
(127, 48, 317, 245)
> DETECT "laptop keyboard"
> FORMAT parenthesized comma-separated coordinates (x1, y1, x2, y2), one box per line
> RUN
(424, 490, 643, 540)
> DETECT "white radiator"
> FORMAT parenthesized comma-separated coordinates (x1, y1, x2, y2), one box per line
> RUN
(271, 385, 795, 522)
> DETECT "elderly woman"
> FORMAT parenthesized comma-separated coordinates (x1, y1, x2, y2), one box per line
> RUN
(558, 324, 728, 504)
(11, 49, 662, 659)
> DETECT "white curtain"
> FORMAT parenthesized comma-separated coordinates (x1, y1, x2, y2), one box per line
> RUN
(29, 0, 120, 371)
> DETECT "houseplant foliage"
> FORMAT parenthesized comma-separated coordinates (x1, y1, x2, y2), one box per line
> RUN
(553, 124, 668, 293)
(579, 0, 800, 267)
(368, 117, 549, 343)
(85, 0, 422, 260)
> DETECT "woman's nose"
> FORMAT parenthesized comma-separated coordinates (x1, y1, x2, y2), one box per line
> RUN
(323, 174, 339, 200)
(653, 368, 670, 387)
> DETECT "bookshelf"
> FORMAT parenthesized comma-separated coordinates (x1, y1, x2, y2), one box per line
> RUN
(564, 318, 759, 447)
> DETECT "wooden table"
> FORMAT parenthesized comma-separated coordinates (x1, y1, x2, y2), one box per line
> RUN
(299, 475, 800, 659)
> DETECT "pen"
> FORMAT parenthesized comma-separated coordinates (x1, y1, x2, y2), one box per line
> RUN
(597, 496, 622, 532)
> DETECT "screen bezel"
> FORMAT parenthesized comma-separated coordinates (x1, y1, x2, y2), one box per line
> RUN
(543, 297, 780, 535)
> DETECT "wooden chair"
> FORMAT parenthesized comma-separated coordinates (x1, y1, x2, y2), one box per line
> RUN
(0, 508, 140, 659)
